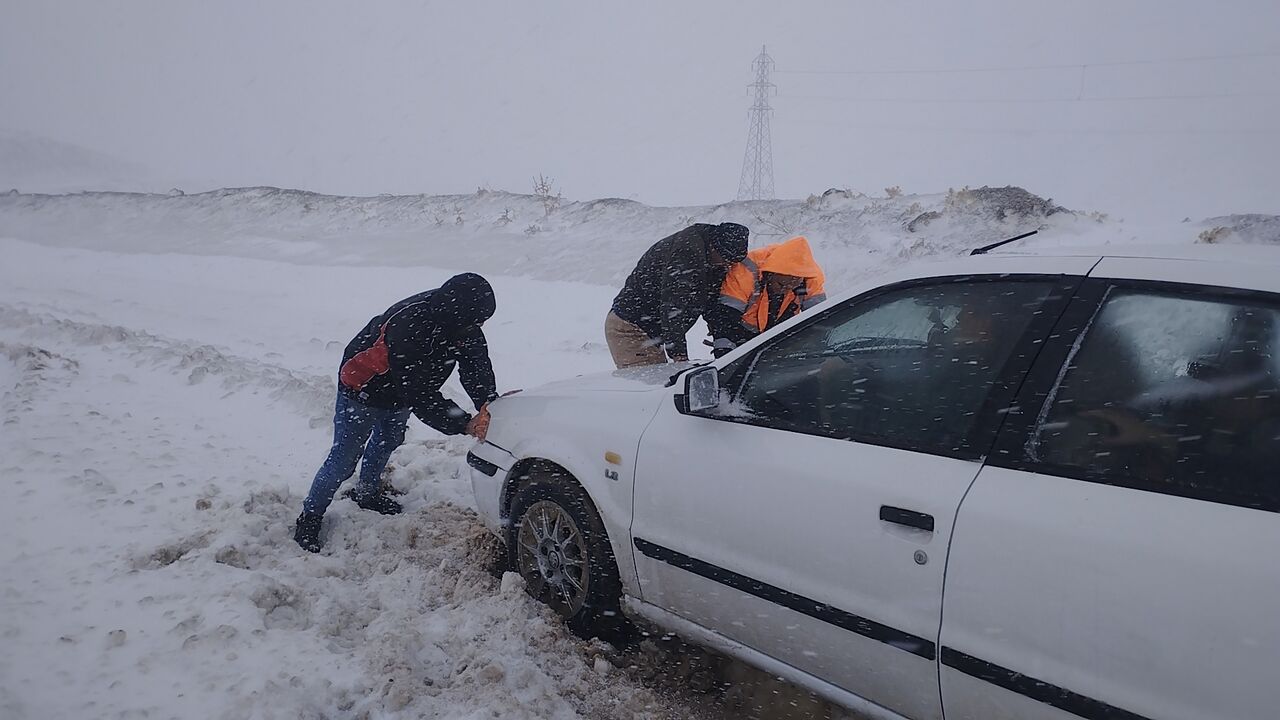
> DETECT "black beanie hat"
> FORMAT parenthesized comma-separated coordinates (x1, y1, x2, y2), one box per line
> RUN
(710, 222, 749, 263)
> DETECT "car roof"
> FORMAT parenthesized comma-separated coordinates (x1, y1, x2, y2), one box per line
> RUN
(991, 242, 1280, 266)
(821, 242, 1280, 311)
(728, 242, 1280, 361)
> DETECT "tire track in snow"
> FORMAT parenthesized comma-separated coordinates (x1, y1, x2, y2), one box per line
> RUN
(150, 445, 854, 719)
(141, 471, 719, 718)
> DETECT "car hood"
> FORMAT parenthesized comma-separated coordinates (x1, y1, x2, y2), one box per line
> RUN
(483, 363, 692, 461)
(504, 362, 697, 398)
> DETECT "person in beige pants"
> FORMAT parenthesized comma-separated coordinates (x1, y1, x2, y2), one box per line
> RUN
(605, 311, 668, 368)
(606, 222, 751, 368)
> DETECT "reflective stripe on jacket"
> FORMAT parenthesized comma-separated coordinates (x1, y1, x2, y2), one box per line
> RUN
(716, 236, 826, 349)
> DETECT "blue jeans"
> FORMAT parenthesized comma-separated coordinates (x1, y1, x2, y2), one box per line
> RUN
(303, 391, 412, 515)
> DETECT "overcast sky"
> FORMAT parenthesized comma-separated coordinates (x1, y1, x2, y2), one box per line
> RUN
(3, 0, 1278, 220)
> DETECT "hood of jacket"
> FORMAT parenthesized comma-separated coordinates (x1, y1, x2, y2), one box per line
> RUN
(434, 273, 496, 328)
(752, 236, 823, 279)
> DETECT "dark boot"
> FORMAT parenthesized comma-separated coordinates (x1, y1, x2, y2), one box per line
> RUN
(343, 487, 403, 515)
(294, 511, 323, 553)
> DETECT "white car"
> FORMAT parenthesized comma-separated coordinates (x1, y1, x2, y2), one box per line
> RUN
(468, 244, 1280, 720)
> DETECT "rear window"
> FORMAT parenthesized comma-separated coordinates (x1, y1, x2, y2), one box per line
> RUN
(1028, 288, 1280, 510)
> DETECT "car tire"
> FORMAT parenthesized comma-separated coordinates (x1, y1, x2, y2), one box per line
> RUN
(507, 478, 627, 641)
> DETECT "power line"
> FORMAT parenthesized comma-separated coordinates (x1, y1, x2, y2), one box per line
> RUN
(774, 50, 1280, 76)
(785, 118, 1280, 136)
(777, 91, 1280, 105)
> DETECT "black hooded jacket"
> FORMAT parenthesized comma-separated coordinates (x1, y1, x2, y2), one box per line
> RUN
(610, 224, 728, 359)
(338, 273, 498, 435)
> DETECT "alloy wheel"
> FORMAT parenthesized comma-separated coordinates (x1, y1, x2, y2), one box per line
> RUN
(515, 499, 591, 616)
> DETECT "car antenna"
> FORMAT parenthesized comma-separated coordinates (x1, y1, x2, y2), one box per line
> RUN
(969, 229, 1038, 256)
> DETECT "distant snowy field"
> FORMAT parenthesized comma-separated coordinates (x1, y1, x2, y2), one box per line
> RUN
(1, 187, 1275, 720)
(6, 185, 1278, 288)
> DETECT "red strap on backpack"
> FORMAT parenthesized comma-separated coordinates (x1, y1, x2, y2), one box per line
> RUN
(339, 322, 391, 391)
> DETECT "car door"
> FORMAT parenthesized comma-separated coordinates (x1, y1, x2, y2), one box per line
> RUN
(941, 260, 1280, 720)
(630, 272, 1079, 720)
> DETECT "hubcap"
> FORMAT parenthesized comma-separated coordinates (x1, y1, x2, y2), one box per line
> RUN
(516, 500, 589, 616)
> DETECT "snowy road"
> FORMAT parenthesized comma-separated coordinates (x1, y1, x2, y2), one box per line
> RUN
(0, 239, 849, 719)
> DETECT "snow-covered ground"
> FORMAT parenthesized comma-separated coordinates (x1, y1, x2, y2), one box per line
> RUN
(0, 239, 698, 720)
(0, 236, 847, 720)
(1, 186, 1275, 720)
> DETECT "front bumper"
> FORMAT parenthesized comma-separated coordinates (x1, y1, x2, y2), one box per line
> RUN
(467, 441, 516, 537)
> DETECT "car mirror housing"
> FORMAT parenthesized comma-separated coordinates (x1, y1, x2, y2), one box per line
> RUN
(682, 365, 720, 414)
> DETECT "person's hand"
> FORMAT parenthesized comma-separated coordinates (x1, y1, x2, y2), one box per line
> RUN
(1080, 408, 1176, 452)
(1080, 408, 1145, 445)
(466, 405, 491, 440)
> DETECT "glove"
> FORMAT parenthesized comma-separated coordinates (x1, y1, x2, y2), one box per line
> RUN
(466, 405, 491, 440)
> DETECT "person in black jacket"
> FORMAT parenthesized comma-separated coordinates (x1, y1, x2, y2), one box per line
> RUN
(607, 222, 750, 367)
(294, 273, 500, 552)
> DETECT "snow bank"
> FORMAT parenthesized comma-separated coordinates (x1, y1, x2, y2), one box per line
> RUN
(1197, 214, 1280, 245)
(0, 305, 335, 423)
(5, 185, 1273, 291)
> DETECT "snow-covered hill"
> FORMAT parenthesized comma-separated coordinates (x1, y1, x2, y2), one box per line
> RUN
(5, 185, 1275, 289)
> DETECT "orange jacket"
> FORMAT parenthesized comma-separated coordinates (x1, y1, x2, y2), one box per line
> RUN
(717, 236, 826, 343)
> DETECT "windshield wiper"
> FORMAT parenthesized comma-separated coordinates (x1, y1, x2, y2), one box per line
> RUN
(970, 229, 1038, 256)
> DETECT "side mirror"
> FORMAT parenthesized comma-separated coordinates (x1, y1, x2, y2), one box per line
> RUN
(681, 365, 720, 414)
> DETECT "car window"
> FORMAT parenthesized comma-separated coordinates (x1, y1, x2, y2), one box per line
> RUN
(825, 295, 959, 347)
(721, 280, 1055, 455)
(1028, 289, 1280, 510)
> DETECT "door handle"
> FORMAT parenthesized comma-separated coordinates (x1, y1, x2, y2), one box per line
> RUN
(879, 505, 934, 532)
